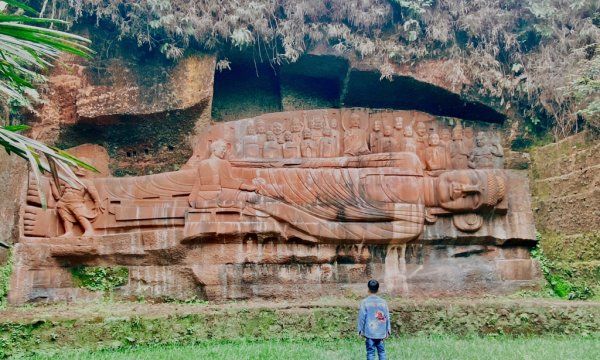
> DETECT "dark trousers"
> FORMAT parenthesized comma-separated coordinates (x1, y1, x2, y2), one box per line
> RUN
(365, 338, 386, 360)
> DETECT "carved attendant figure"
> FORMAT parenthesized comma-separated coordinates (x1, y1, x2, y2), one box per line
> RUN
(255, 119, 267, 156)
(424, 133, 447, 171)
(343, 113, 370, 156)
(263, 131, 283, 159)
(243, 123, 260, 158)
(393, 116, 404, 151)
(282, 131, 301, 158)
(464, 127, 475, 153)
(328, 117, 341, 156)
(450, 125, 469, 169)
(189, 139, 257, 208)
(310, 116, 324, 140)
(403, 125, 417, 153)
(300, 128, 318, 158)
(291, 118, 304, 143)
(468, 132, 504, 169)
(370, 120, 383, 153)
(51, 168, 105, 237)
(439, 128, 453, 169)
(319, 127, 336, 158)
(381, 125, 396, 153)
(415, 122, 429, 165)
(272, 122, 285, 144)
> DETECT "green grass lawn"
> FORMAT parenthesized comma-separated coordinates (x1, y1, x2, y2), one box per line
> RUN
(29, 336, 600, 360)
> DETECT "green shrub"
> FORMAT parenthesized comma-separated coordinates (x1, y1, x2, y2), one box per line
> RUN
(70, 266, 128, 293)
(531, 242, 595, 300)
(0, 250, 12, 309)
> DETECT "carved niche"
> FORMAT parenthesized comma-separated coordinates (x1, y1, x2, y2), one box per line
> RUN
(23, 108, 517, 242)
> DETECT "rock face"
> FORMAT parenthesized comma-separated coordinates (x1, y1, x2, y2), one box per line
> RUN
(0, 152, 28, 263)
(9, 108, 540, 304)
(530, 131, 600, 293)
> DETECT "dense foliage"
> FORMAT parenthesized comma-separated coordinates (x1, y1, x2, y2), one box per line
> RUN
(43, 0, 600, 139)
(0, 249, 12, 309)
(70, 266, 129, 293)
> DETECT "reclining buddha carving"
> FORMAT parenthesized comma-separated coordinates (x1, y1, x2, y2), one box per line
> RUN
(22, 108, 515, 245)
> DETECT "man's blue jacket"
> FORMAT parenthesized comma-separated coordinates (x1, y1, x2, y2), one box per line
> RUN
(357, 294, 391, 339)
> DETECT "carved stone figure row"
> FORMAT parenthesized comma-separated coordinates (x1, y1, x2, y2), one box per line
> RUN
(419, 124, 504, 171)
(243, 117, 341, 159)
(242, 114, 504, 171)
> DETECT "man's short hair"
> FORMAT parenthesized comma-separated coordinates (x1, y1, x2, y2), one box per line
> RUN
(368, 279, 379, 293)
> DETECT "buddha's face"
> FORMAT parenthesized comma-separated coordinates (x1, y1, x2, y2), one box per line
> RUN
(246, 125, 256, 135)
(404, 126, 413, 137)
(437, 171, 483, 211)
(266, 131, 275, 141)
(272, 122, 284, 135)
(437, 170, 505, 212)
(323, 127, 332, 137)
(284, 131, 293, 142)
(429, 133, 440, 146)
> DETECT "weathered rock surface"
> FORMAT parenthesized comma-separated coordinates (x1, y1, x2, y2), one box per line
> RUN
(531, 132, 600, 236)
(0, 152, 27, 263)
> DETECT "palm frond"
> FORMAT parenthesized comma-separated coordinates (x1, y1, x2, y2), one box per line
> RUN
(0, 1, 97, 208)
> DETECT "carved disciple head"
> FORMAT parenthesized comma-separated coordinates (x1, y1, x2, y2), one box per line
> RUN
(329, 118, 338, 129)
(475, 132, 487, 147)
(394, 117, 404, 129)
(292, 118, 303, 132)
(210, 139, 228, 159)
(246, 124, 256, 135)
(256, 120, 266, 134)
(464, 127, 474, 139)
(266, 131, 276, 141)
(303, 128, 312, 139)
(404, 126, 414, 137)
(284, 131, 293, 142)
(323, 126, 332, 137)
(373, 120, 382, 132)
(272, 122, 284, 135)
(311, 116, 323, 130)
(416, 122, 427, 136)
(452, 125, 463, 140)
(383, 125, 393, 137)
(350, 114, 361, 128)
(429, 133, 440, 146)
(440, 128, 451, 142)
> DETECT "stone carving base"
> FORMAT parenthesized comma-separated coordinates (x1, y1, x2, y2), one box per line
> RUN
(9, 230, 541, 304)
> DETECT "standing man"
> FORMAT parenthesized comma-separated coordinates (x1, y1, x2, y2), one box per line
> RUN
(357, 279, 391, 360)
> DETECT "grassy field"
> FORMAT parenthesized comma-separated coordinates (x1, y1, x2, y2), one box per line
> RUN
(28, 336, 600, 360)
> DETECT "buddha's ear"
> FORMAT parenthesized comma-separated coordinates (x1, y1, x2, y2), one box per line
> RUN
(226, 142, 233, 152)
